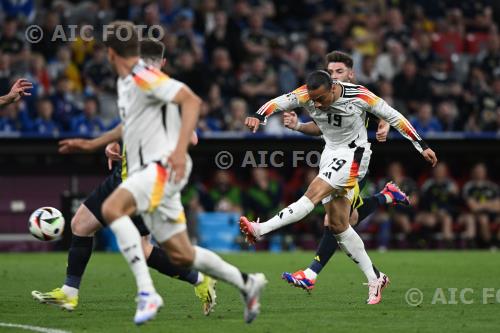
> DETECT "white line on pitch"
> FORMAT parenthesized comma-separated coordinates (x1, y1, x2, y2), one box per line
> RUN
(0, 322, 71, 333)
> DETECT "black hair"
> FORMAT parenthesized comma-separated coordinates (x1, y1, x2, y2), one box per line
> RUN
(140, 39, 165, 61)
(306, 70, 332, 90)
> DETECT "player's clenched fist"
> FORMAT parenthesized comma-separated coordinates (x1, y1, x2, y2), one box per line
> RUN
(245, 117, 261, 133)
(422, 148, 438, 167)
(283, 111, 298, 130)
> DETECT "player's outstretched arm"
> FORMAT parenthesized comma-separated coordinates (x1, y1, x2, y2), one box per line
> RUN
(283, 111, 322, 136)
(364, 88, 437, 166)
(58, 124, 123, 154)
(0, 79, 33, 106)
(246, 85, 307, 133)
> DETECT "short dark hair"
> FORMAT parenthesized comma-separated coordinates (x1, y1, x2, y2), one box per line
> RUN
(140, 39, 165, 61)
(104, 21, 139, 57)
(325, 50, 353, 68)
(306, 70, 332, 90)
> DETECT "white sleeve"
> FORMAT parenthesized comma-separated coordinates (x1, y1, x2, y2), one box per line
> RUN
(368, 98, 428, 153)
(148, 78, 184, 103)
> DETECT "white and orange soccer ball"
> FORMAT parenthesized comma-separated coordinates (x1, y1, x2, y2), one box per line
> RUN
(28, 207, 65, 241)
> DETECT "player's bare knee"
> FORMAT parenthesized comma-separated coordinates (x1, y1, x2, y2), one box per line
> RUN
(349, 209, 359, 226)
(101, 198, 119, 224)
(71, 217, 89, 236)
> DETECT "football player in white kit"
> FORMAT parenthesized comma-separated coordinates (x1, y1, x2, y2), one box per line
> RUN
(241, 69, 437, 304)
(101, 21, 267, 325)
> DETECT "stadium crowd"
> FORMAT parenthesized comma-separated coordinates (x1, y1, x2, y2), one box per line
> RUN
(0, 0, 500, 135)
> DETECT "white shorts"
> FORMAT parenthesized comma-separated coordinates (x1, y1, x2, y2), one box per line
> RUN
(120, 156, 192, 243)
(318, 144, 372, 205)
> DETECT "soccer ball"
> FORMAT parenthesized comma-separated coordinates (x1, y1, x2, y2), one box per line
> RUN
(29, 207, 65, 241)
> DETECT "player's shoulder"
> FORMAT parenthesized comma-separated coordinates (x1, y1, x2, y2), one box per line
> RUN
(339, 82, 379, 106)
(339, 82, 373, 97)
(131, 60, 171, 91)
(291, 84, 310, 103)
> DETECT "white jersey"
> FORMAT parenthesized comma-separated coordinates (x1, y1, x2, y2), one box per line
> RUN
(256, 82, 428, 152)
(117, 59, 184, 175)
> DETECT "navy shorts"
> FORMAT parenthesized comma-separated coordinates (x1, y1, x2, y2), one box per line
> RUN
(83, 167, 150, 236)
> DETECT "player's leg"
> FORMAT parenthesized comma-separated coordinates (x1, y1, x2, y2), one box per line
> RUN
(283, 181, 408, 291)
(325, 197, 388, 304)
(148, 216, 266, 324)
(240, 176, 333, 243)
(102, 186, 161, 325)
(32, 203, 102, 310)
(136, 217, 217, 316)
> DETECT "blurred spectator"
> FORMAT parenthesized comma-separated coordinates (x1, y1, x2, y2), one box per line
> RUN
(205, 10, 242, 66)
(436, 101, 460, 131)
(478, 33, 500, 77)
(194, 0, 218, 36)
(208, 170, 242, 213)
(268, 37, 298, 94)
(70, 96, 104, 136)
(1, 0, 35, 22)
(47, 47, 82, 93)
(241, 10, 272, 59)
(383, 8, 411, 47)
(429, 57, 464, 105)
(462, 163, 500, 249)
(197, 101, 222, 133)
(174, 9, 204, 61)
(356, 55, 379, 88)
(82, 43, 115, 95)
(0, 52, 12, 94)
(31, 11, 63, 61)
(417, 163, 460, 248)
(70, 24, 95, 67)
(50, 76, 81, 130)
(0, 17, 25, 54)
(393, 58, 430, 114)
(305, 36, 328, 72)
(410, 102, 443, 134)
(242, 168, 283, 232)
(410, 33, 437, 75)
(475, 76, 500, 129)
(209, 48, 238, 101)
(239, 56, 277, 111)
(174, 50, 209, 97)
(0, 101, 31, 132)
(30, 53, 50, 95)
(374, 39, 405, 81)
(31, 97, 59, 136)
(225, 97, 248, 132)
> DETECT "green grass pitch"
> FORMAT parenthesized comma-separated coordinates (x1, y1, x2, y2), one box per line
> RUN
(1, 251, 499, 333)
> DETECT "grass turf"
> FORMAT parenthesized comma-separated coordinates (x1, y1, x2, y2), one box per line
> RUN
(1, 251, 499, 333)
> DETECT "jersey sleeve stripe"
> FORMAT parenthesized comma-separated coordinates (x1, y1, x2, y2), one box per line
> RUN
(292, 85, 310, 103)
(256, 100, 278, 116)
(397, 117, 420, 141)
(133, 67, 169, 91)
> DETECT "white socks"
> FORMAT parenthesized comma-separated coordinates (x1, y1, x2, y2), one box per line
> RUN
(303, 268, 317, 280)
(258, 196, 315, 236)
(334, 225, 378, 282)
(61, 285, 78, 298)
(192, 246, 246, 290)
(110, 216, 155, 293)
